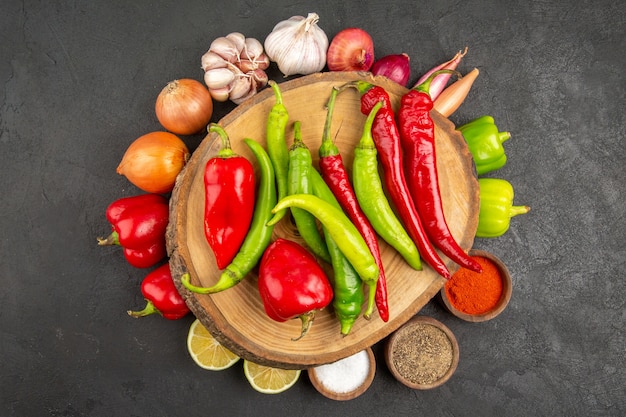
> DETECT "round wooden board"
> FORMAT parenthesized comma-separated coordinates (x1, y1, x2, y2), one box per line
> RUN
(167, 71, 478, 370)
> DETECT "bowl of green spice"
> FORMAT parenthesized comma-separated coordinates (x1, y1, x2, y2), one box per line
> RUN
(384, 316, 459, 390)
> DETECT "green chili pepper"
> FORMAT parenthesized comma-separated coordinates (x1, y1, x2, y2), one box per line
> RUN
(477, 178, 530, 238)
(266, 80, 290, 223)
(181, 138, 277, 293)
(269, 194, 380, 292)
(457, 115, 511, 176)
(353, 100, 422, 271)
(311, 169, 365, 335)
(287, 121, 331, 263)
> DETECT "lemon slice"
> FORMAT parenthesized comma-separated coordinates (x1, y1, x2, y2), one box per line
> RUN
(187, 319, 240, 370)
(243, 360, 301, 394)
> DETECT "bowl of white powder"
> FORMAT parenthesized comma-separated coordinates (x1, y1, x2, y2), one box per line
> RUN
(307, 347, 376, 401)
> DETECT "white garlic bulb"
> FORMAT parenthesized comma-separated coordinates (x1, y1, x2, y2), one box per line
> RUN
(264, 12, 329, 77)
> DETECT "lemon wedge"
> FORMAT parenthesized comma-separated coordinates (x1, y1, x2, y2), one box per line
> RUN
(243, 360, 301, 394)
(187, 319, 240, 371)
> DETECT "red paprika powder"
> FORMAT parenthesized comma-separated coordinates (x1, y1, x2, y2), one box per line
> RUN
(444, 256, 503, 315)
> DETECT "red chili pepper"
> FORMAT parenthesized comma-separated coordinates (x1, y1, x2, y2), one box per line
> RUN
(127, 263, 190, 320)
(204, 123, 256, 270)
(319, 87, 389, 322)
(97, 194, 169, 268)
(351, 81, 451, 279)
(258, 238, 334, 341)
(398, 71, 482, 273)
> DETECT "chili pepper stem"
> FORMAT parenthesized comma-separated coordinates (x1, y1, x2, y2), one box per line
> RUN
(96, 231, 119, 246)
(292, 311, 315, 342)
(339, 80, 374, 96)
(208, 123, 236, 158)
(319, 87, 340, 155)
(181, 273, 213, 294)
(510, 205, 531, 216)
(268, 80, 284, 105)
(180, 272, 241, 294)
(127, 300, 160, 318)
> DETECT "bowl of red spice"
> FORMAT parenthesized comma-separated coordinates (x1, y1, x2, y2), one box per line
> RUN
(384, 316, 460, 390)
(440, 249, 513, 322)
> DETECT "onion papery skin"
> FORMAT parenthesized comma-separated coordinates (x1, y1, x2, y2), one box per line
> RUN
(117, 131, 190, 194)
(327, 28, 375, 72)
(155, 79, 213, 136)
(371, 53, 411, 87)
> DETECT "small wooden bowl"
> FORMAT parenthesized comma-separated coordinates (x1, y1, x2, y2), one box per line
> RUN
(439, 249, 512, 322)
(308, 347, 376, 401)
(384, 316, 459, 390)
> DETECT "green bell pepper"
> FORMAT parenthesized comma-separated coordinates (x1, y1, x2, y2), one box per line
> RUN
(477, 178, 530, 238)
(458, 115, 511, 176)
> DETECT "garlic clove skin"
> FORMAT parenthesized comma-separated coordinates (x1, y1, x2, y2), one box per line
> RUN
(204, 67, 236, 89)
(231, 81, 257, 105)
(237, 59, 256, 73)
(201, 51, 229, 72)
(249, 69, 268, 89)
(243, 37, 264, 61)
(209, 37, 240, 63)
(238, 53, 270, 72)
(228, 75, 253, 102)
(225, 32, 246, 56)
(254, 53, 270, 70)
(209, 86, 231, 102)
(264, 12, 329, 77)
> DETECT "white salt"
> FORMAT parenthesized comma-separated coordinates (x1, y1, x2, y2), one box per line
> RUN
(313, 350, 370, 393)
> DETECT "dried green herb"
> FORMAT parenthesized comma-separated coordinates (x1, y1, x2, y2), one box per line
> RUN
(392, 323, 453, 385)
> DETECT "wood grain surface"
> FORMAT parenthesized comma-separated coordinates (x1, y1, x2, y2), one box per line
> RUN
(166, 71, 479, 369)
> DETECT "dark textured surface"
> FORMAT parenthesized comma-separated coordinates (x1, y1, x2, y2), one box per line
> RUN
(1, 1, 624, 416)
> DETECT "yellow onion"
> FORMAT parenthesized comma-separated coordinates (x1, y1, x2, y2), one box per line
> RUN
(155, 79, 213, 135)
(117, 131, 190, 194)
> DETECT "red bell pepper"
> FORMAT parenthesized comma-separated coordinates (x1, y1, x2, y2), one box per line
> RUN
(127, 263, 190, 320)
(98, 194, 169, 268)
(258, 238, 333, 341)
(204, 124, 256, 270)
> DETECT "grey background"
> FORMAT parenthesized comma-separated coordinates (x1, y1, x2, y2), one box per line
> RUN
(1, 0, 624, 416)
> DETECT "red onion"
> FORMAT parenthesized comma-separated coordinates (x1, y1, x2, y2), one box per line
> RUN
(327, 27, 375, 71)
(371, 53, 411, 86)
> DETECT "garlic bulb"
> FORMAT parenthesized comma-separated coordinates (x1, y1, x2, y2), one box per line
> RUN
(264, 12, 329, 77)
(201, 32, 270, 104)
